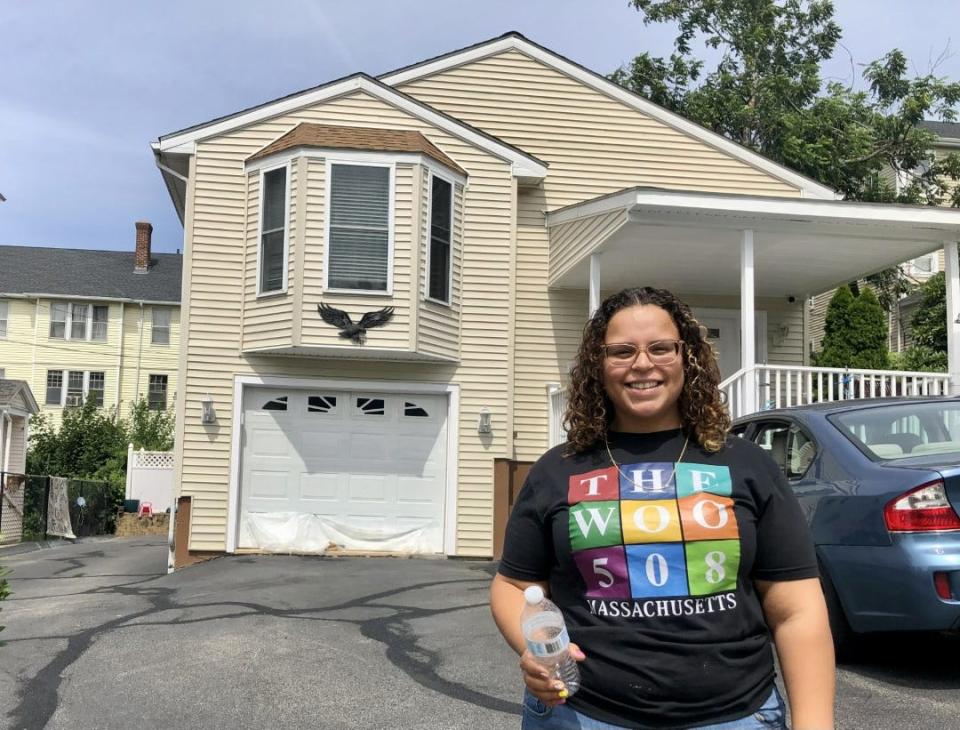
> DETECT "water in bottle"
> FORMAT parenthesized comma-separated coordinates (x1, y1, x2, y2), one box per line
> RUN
(521, 585, 581, 695)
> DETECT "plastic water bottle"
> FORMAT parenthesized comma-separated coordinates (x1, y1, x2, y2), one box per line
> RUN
(521, 585, 581, 695)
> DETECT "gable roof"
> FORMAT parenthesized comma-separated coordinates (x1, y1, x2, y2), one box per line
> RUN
(379, 31, 841, 200)
(0, 246, 182, 303)
(920, 120, 960, 143)
(247, 123, 467, 175)
(0, 379, 39, 415)
(153, 73, 546, 180)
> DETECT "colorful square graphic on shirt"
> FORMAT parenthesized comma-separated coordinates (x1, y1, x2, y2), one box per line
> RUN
(568, 466, 619, 504)
(625, 543, 688, 598)
(573, 546, 631, 598)
(569, 500, 622, 550)
(621, 499, 682, 544)
(685, 539, 741, 595)
(675, 463, 733, 498)
(618, 462, 677, 500)
(677, 494, 739, 541)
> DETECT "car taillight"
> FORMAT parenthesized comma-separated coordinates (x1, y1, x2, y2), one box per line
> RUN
(934, 572, 955, 600)
(883, 480, 960, 532)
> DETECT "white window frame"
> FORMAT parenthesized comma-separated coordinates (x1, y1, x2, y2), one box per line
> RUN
(148, 373, 168, 410)
(256, 160, 291, 297)
(424, 169, 455, 306)
(47, 369, 107, 408)
(48, 302, 107, 342)
(323, 157, 395, 296)
(151, 307, 171, 345)
(0, 299, 7, 339)
(91, 305, 109, 342)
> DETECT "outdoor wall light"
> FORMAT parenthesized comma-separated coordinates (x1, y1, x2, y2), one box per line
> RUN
(478, 407, 492, 434)
(200, 393, 216, 425)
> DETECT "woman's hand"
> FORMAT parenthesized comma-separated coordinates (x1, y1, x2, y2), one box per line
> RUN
(518, 643, 586, 706)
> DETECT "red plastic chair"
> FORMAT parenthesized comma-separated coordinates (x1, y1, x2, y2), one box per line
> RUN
(138, 501, 153, 518)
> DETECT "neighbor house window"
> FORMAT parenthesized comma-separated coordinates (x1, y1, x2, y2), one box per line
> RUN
(87, 372, 105, 407)
(259, 166, 288, 294)
(327, 163, 391, 292)
(91, 305, 109, 341)
(46, 370, 63, 405)
(66, 371, 85, 407)
(427, 175, 453, 303)
(49, 302, 108, 341)
(148, 374, 168, 410)
(49, 303, 68, 339)
(152, 307, 171, 345)
(46, 370, 106, 407)
(0, 300, 7, 339)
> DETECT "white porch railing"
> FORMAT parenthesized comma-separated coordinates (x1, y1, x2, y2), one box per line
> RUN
(548, 384, 567, 448)
(721, 364, 951, 421)
(548, 366, 951, 445)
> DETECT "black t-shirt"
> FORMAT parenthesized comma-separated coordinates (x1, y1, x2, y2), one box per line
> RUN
(499, 428, 818, 729)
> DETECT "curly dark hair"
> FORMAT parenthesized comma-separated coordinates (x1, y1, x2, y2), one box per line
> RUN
(564, 287, 730, 454)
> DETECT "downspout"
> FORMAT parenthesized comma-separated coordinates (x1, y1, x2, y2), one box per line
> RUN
(30, 297, 40, 390)
(0, 410, 7, 473)
(1, 412, 11, 474)
(135, 302, 145, 400)
(116, 301, 125, 418)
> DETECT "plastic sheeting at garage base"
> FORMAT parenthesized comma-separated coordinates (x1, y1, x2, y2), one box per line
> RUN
(238, 512, 443, 554)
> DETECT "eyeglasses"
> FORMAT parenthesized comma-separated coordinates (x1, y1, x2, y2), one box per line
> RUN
(602, 340, 683, 366)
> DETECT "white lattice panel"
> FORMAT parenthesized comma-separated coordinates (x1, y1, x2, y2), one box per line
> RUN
(134, 451, 174, 469)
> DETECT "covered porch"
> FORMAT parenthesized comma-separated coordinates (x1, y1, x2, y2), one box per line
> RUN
(545, 187, 960, 432)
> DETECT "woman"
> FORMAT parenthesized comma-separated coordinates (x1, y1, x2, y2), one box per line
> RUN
(491, 287, 835, 729)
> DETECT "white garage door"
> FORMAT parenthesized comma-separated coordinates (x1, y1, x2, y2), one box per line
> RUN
(238, 387, 448, 554)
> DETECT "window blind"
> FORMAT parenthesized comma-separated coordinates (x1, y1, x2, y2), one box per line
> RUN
(328, 164, 390, 291)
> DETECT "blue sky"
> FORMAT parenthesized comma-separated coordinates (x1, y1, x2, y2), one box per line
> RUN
(3, 0, 959, 254)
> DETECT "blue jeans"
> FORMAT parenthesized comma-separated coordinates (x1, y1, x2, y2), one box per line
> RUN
(520, 686, 787, 729)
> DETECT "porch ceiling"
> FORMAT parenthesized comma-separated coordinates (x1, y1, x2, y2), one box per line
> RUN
(547, 188, 960, 298)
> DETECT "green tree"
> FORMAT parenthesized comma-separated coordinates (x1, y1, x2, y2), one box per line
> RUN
(892, 272, 948, 372)
(814, 284, 854, 366)
(846, 287, 889, 369)
(26, 400, 127, 479)
(128, 399, 175, 452)
(612, 1, 960, 306)
(911, 271, 947, 352)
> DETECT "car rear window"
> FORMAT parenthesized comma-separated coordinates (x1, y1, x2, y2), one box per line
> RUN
(829, 401, 960, 460)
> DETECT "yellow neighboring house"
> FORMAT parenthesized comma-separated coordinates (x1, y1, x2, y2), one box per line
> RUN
(152, 32, 960, 562)
(0, 222, 181, 426)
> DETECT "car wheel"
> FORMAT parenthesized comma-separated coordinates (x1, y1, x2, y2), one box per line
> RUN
(819, 562, 859, 662)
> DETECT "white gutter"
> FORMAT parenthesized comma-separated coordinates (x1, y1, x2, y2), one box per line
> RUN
(0, 293, 179, 306)
(30, 297, 40, 392)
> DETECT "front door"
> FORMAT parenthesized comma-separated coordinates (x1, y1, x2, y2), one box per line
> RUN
(694, 310, 767, 381)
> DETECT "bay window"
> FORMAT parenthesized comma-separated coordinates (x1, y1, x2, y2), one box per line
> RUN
(327, 163, 392, 292)
(259, 165, 289, 294)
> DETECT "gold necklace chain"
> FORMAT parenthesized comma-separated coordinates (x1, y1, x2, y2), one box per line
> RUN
(604, 433, 690, 488)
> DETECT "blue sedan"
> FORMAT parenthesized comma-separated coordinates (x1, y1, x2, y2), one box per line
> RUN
(734, 398, 960, 658)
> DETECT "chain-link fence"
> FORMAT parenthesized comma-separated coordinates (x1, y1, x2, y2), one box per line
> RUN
(19, 476, 122, 540)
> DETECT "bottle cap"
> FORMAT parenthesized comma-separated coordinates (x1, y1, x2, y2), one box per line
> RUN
(524, 585, 545, 605)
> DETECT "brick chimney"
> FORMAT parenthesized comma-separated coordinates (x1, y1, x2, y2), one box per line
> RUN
(135, 221, 153, 273)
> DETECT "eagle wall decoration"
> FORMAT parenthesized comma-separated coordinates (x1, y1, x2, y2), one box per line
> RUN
(317, 302, 394, 344)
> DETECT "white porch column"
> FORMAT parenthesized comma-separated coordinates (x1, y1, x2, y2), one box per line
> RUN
(740, 230, 758, 414)
(944, 241, 960, 395)
(589, 253, 601, 317)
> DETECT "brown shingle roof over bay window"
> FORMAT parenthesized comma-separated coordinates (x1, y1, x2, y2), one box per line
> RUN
(248, 123, 467, 176)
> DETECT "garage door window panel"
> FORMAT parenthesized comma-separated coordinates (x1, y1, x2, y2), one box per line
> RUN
(356, 397, 385, 416)
(404, 401, 429, 418)
(262, 396, 288, 411)
(307, 395, 338, 414)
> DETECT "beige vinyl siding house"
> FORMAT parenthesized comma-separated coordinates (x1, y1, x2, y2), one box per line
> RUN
(389, 45, 809, 461)
(155, 32, 960, 563)
(0, 229, 182, 425)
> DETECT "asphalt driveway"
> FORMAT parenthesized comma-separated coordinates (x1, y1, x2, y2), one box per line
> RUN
(2, 538, 960, 730)
(0, 538, 521, 730)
